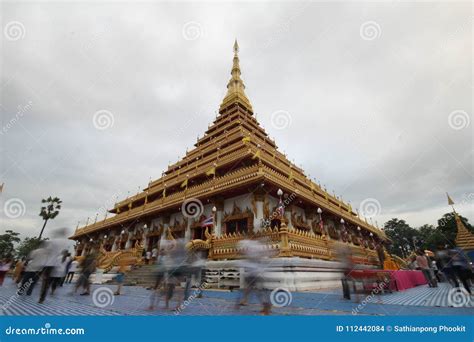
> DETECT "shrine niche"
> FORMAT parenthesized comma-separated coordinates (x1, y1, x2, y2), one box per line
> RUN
(291, 211, 310, 230)
(327, 221, 339, 240)
(263, 196, 270, 218)
(223, 202, 253, 234)
(311, 220, 323, 235)
(103, 235, 115, 251)
(169, 218, 187, 239)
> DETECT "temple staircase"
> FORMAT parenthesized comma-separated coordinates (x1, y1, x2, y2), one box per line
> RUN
(116, 264, 157, 288)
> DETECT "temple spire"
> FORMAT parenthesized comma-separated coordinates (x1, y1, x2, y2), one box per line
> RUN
(220, 39, 253, 113)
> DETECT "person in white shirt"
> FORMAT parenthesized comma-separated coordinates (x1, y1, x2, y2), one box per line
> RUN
(66, 259, 79, 284)
(50, 252, 68, 295)
(18, 246, 47, 296)
(38, 228, 69, 303)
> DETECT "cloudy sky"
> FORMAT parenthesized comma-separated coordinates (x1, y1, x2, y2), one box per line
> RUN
(1, 1, 472, 241)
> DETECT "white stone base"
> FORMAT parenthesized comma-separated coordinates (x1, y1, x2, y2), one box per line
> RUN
(204, 257, 375, 291)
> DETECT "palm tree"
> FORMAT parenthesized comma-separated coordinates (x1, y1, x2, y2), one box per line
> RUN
(38, 196, 62, 239)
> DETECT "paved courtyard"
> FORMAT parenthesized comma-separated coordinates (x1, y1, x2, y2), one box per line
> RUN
(0, 278, 472, 316)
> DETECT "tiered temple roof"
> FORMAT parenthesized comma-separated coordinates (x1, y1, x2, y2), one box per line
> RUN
(71, 40, 386, 241)
(455, 212, 474, 251)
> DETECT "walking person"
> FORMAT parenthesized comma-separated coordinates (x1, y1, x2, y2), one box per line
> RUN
(416, 250, 436, 288)
(235, 240, 272, 315)
(38, 228, 69, 303)
(0, 259, 12, 286)
(114, 262, 126, 295)
(13, 258, 25, 284)
(74, 251, 97, 296)
(145, 250, 152, 265)
(50, 251, 68, 295)
(151, 246, 158, 263)
(18, 246, 47, 296)
(449, 247, 472, 294)
(65, 259, 79, 284)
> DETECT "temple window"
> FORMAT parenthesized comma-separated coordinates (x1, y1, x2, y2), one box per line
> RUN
(225, 218, 248, 234)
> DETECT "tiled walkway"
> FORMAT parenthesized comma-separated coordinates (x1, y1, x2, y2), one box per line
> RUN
(0, 279, 472, 316)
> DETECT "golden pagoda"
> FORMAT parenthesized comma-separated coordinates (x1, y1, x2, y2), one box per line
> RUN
(455, 212, 474, 253)
(71, 41, 387, 290)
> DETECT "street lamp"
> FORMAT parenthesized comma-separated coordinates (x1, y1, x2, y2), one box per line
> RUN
(277, 189, 283, 197)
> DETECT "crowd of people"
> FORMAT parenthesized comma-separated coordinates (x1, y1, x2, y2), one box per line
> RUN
(410, 245, 473, 295)
(1, 230, 472, 313)
(0, 228, 101, 303)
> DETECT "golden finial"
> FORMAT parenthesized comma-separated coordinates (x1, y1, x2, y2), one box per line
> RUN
(220, 39, 253, 112)
(233, 39, 239, 54)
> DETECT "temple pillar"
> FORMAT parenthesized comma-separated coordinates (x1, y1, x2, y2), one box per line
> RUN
(125, 227, 134, 249)
(285, 204, 293, 229)
(214, 197, 224, 236)
(160, 215, 171, 243)
(252, 190, 265, 232)
(185, 218, 192, 241)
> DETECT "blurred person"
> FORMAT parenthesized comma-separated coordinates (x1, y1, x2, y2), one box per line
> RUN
(74, 251, 97, 296)
(449, 247, 472, 294)
(336, 244, 355, 300)
(151, 246, 158, 262)
(38, 228, 69, 303)
(416, 250, 436, 288)
(60, 253, 73, 286)
(13, 258, 25, 284)
(65, 259, 79, 284)
(164, 239, 189, 310)
(18, 245, 48, 296)
(0, 259, 12, 286)
(145, 250, 152, 265)
(148, 243, 168, 310)
(236, 239, 271, 315)
(184, 250, 206, 301)
(375, 242, 385, 269)
(114, 262, 126, 295)
(50, 251, 68, 295)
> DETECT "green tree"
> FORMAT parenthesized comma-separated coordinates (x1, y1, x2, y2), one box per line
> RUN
(16, 236, 48, 259)
(435, 212, 473, 248)
(383, 218, 420, 257)
(38, 196, 62, 239)
(0, 230, 20, 259)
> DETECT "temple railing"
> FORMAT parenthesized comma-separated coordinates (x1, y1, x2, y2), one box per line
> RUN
(202, 223, 379, 266)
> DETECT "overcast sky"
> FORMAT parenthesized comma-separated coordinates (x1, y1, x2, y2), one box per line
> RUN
(1, 1, 472, 241)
